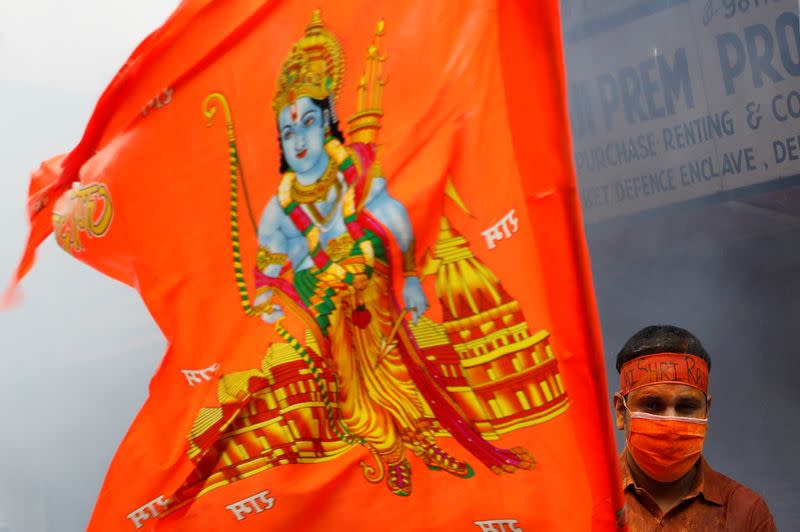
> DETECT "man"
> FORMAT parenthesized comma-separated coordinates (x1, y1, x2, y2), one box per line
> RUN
(613, 325, 776, 531)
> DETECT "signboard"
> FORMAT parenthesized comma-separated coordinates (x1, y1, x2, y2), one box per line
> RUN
(563, 0, 800, 223)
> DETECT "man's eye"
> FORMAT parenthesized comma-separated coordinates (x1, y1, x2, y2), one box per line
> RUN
(640, 399, 662, 412)
(283, 131, 293, 140)
(304, 117, 315, 127)
(677, 402, 701, 413)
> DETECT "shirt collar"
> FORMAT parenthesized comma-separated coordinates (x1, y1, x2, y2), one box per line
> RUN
(696, 457, 725, 505)
(620, 449, 725, 506)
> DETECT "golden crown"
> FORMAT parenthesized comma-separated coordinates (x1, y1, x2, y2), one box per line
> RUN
(272, 11, 345, 115)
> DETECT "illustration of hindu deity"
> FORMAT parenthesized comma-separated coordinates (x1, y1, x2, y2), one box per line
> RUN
(251, 10, 536, 496)
(172, 12, 569, 510)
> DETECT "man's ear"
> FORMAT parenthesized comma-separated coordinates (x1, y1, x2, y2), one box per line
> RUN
(705, 394, 712, 417)
(613, 393, 626, 430)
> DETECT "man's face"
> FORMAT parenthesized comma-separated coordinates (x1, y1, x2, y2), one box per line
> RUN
(278, 97, 328, 175)
(614, 383, 710, 436)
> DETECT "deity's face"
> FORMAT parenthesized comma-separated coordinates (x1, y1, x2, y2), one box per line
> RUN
(278, 97, 329, 175)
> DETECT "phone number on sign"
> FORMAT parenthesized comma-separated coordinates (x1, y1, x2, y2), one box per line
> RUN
(703, 0, 785, 26)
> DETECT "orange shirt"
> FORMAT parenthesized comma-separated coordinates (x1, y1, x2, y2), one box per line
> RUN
(621, 450, 776, 531)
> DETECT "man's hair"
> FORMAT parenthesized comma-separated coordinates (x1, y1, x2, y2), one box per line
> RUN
(277, 97, 345, 173)
(615, 325, 711, 373)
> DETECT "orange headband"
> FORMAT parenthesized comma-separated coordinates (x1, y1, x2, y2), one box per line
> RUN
(620, 353, 709, 395)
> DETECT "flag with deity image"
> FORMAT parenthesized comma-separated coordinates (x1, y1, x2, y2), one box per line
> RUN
(7, 1, 625, 530)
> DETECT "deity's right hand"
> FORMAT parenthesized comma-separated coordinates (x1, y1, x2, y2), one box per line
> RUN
(253, 290, 271, 308)
(261, 304, 285, 324)
(402, 276, 428, 324)
(254, 291, 285, 323)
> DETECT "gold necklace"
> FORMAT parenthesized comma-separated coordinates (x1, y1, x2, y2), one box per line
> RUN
(291, 160, 339, 204)
(305, 179, 343, 228)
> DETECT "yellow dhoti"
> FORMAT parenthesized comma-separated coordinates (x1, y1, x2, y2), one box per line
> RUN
(328, 259, 431, 461)
(290, 234, 470, 495)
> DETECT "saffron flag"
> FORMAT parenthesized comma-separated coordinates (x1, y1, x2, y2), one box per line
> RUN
(8, 1, 624, 530)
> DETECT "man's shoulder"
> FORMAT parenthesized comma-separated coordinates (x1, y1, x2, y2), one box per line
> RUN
(703, 461, 776, 531)
(704, 461, 765, 504)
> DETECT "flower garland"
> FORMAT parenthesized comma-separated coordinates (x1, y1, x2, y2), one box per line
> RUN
(277, 137, 375, 287)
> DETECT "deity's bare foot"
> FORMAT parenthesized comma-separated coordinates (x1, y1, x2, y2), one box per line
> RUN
(490, 446, 536, 475)
(510, 446, 535, 470)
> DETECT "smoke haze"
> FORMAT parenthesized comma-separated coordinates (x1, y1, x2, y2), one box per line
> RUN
(0, 1, 797, 530)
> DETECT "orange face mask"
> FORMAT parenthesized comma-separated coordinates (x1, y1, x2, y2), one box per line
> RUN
(625, 408, 707, 483)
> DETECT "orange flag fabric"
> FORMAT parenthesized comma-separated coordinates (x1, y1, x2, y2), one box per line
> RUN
(8, 1, 624, 530)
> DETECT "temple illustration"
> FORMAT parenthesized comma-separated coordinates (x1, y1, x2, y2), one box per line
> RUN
(412, 216, 568, 439)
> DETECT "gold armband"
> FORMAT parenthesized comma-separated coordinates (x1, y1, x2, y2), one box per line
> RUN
(402, 241, 417, 277)
(255, 303, 275, 316)
(256, 246, 288, 270)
